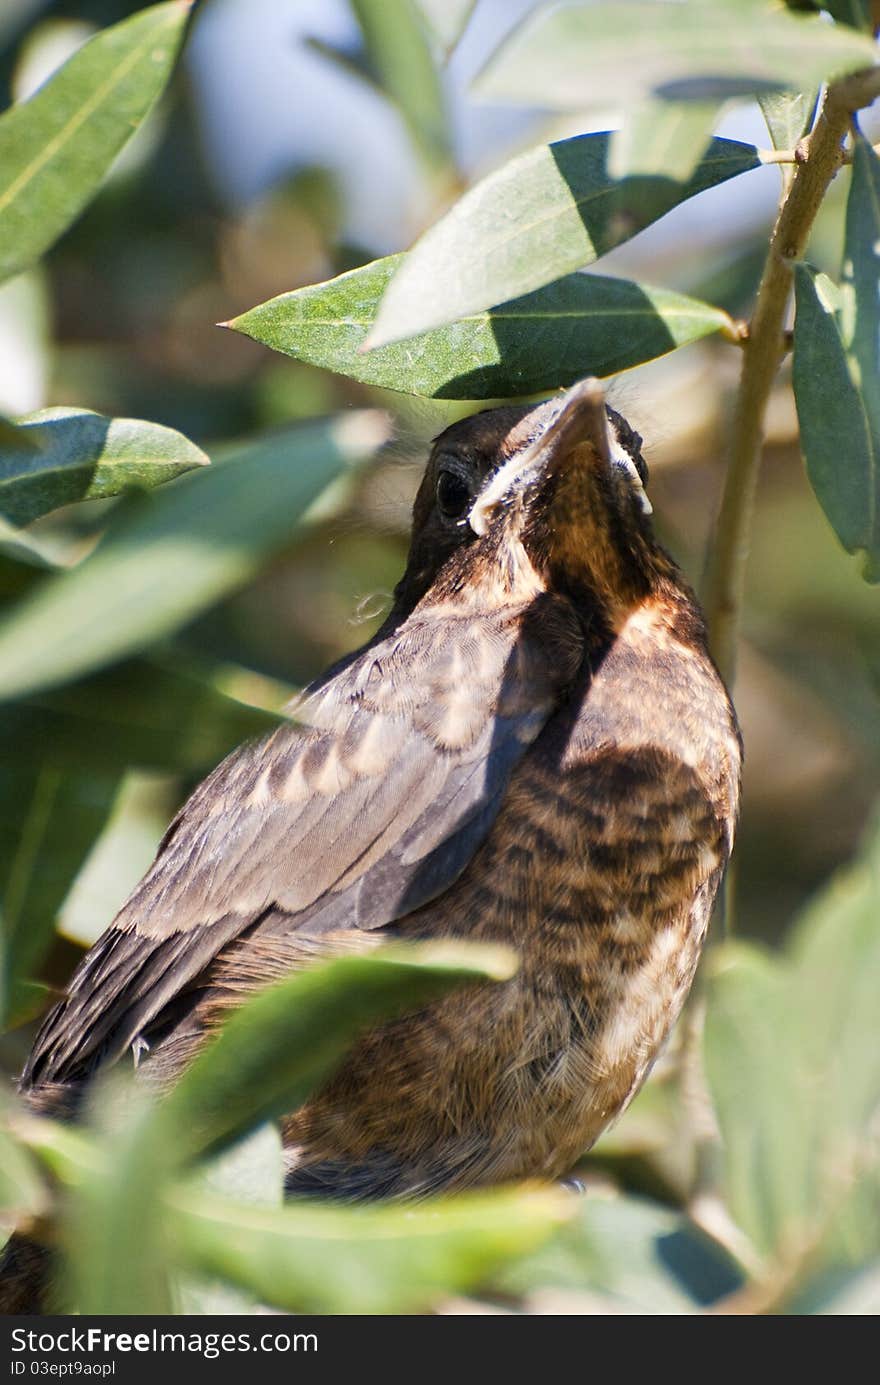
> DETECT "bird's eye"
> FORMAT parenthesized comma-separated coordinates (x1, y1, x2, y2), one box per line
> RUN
(436, 469, 471, 520)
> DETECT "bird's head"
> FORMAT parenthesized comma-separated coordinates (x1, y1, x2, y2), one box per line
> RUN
(396, 378, 669, 626)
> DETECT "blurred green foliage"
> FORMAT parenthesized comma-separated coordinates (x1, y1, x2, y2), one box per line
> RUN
(0, 0, 878, 1316)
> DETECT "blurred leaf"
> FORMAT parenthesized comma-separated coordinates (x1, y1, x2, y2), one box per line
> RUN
(366, 134, 758, 346)
(475, 2, 878, 110)
(759, 90, 816, 151)
(0, 413, 386, 702)
(793, 256, 879, 578)
(232, 254, 732, 399)
(610, 100, 721, 182)
(0, 657, 282, 776)
(787, 815, 880, 1165)
(415, 0, 475, 57)
(161, 942, 518, 1162)
(172, 1183, 569, 1315)
(350, 0, 450, 173)
(62, 1076, 174, 1314)
(706, 820, 880, 1263)
(200, 1122, 283, 1208)
(0, 408, 208, 527)
(4, 978, 50, 1028)
(788, 1262, 880, 1314)
(704, 943, 809, 1258)
(0, 1109, 47, 1229)
(0, 2, 191, 285)
(0, 513, 57, 568)
(497, 1192, 743, 1314)
(0, 765, 119, 1026)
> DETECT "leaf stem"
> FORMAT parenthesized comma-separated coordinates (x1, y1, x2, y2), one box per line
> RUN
(703, 69, 880, 687)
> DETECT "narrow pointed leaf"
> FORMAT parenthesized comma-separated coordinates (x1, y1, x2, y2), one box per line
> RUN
(0, 413, 386, 702)
(160, 943, 517, 1162)
(475, 2, 878, 111)
(231, 253, 732, 399)
(0, 2, 191, 285)
(793, 260, 879, 577)
(350, 0, 450, 171)
(171, 1183, 568, 1315)
(366, 134, 758, 347)
(415, 0, 475, 58)
(759, 90, 816, 152)
(0, 408, 208, 526)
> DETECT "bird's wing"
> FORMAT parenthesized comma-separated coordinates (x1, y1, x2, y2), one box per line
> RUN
(23, 592, 583, 1088)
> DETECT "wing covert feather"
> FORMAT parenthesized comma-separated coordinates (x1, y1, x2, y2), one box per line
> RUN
(23, 593, 582, 1087)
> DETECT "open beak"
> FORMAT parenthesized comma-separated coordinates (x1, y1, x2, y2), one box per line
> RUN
(468, 377, 651, 538)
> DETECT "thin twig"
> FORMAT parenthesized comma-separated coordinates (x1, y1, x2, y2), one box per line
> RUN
(703, 67, 880, 688)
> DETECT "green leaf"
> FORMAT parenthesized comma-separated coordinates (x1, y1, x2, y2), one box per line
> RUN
(793, 265, 879, 580)
(0, 765, 120, 1026)
(842, 135, 880, 452)
(610, 100, 722, 182)
(0, 513, 58, 569)
(0, 1107, 48, 1231)
(704, 943, 810, 1258)
(171, 1183, 568, 1315)
(706, 820, 880, 1262)
(231, 254, 732, 400)
(415, 0, 475, 58)
(160, 943, 518, 1163)
(758, 90, 816, 152)
(61, 1077, 175, 1314)
(0, 657, 283, 776)
(0, 412, 386, 703)
(350, 0, 450, 173)
(366, 134, 758, 347)
(474, 1, 878, 111)
(788, 817, 880, 1172)
(496, 1192, 743, 1314)
(0, 408, 208, 527)
(0, 2, 191, 286)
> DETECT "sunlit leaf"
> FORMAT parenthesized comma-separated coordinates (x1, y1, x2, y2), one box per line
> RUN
(0, 412, 387, 702)
(0, 2, 191, 285)
(350, 0, 450, 172)
(231, 254, 732, 399)
(758, 90, 816, 152)
(0, 408, 208, 526)
(366, 134, 758, 346)
(475, 2, 878, 110)
(161, 942, 517, 1162)
(171, 1183, 568, 1315)
(415, 0, 475, 58)
(610, 100, 721, 182)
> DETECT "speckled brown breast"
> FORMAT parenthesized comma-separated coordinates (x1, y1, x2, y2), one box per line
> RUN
(282, 587, 740, 1198)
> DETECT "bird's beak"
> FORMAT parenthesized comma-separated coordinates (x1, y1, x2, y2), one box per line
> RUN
(468, 377, 651, 538)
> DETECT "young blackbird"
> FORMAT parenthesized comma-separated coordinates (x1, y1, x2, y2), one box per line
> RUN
(3, 379, 741, 1307)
